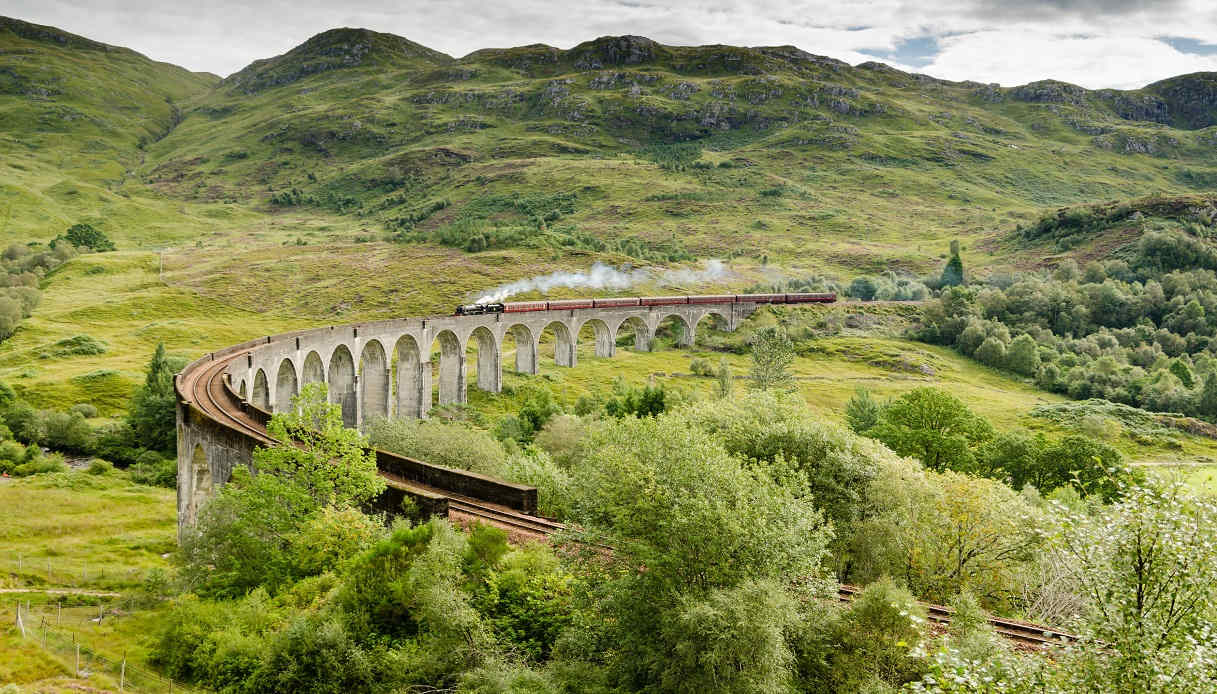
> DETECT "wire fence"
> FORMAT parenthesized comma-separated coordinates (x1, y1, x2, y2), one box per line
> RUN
(12, 599, 195, 693)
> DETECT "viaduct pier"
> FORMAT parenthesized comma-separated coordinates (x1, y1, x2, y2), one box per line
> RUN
(174, 293, 834, 535)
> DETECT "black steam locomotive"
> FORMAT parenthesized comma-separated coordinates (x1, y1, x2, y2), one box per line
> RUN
(454, 302, 506, 316)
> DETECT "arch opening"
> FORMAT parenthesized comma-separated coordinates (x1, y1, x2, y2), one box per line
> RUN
(328, 344, 357, 428)
(614, 316, 652, 352)
(395, 335, 426, 419)
(252, 369, 269, 410)
(302, 351, 324, 385)
(693, 311, 731, 348)
(539, 320, 576, 368)
(577, 318, 614, 360)
(467, 326, 501, 394)
(238, 379, 247, 399)
(275, 359, 298, 413)
(431, 330, 465, 407)
(360, 340, 389, 425)
(503, 324, 537, 375)
(654, 314, 694, 350)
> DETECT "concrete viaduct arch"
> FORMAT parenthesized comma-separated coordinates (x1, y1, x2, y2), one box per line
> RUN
(221, 301, 751, 430)
(176, 296, 777, 533)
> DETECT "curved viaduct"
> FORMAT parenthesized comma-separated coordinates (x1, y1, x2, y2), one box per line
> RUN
(175, 297, 764, 536)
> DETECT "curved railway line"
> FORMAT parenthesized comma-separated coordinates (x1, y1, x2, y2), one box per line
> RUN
(176, 295, 1072, 649)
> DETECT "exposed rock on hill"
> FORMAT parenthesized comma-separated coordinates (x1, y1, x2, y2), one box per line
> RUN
(223, 27, 454, 94)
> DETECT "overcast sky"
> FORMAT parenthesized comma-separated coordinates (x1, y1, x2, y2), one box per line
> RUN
(6, 0, 1217, 89)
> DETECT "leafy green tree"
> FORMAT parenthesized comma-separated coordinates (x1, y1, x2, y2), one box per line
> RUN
(847, 276, 878, 301)
(1198, 372, 1217, 418)
(749, 326, 796, 392)
(605, 380, 667, 418)
(1053, 484, 1217, 693)
(715, 356, 733, 398)
(844, 386, 880, 433)
(973, 336, 1007, 368)
(127, 343, 186, 454)
(566, 412, 831, 690)
(62, 222, 116, 251)
(1005, 334, 1041, 377)
(663, 579, 798, 694)
(178, 383, 383, 595)
(865, 387, 993, 472)
(850, 466, 1043, 606)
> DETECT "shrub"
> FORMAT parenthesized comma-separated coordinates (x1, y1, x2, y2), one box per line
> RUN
(69, 403, 98, 418)
(13, 454, 68, 477)
(85, 458, 114, 475)
(129, 455, 177, 486)
(62, 222, 116, 252)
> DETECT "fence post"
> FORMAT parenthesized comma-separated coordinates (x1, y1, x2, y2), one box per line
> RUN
(15, 601, 23, 638)
(120, 656, 126, 691)
(75, 641, 80, 677)
(57, 601, 61, 625)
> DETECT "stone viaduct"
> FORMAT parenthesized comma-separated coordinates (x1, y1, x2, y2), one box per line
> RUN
(175, 297, 778, 534)
(230, 301, 748, 429)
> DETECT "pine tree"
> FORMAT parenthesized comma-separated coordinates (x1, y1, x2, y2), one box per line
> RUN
(940, 241, 965, 287)
(127, 343, 183, 454)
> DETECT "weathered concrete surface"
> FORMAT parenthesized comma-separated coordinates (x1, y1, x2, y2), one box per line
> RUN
(227, 301, 750, 428)
(177, 300, 752, 535)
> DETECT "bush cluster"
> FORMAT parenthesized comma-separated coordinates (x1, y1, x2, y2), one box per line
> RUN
(918, 233, 1217, 419)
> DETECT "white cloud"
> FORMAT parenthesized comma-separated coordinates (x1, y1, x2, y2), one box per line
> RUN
(923, 31, 1217, 88)
(5, 0, 1217, 87)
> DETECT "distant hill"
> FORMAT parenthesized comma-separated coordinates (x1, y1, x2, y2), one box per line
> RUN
(4, 17, 1217, 278)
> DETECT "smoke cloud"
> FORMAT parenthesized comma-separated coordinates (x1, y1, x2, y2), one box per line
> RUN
(475, 260, 730, 303)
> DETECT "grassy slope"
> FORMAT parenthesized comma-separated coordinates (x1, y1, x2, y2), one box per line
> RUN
(0, 18, 1215, 460)
(0, 471, 178, 691)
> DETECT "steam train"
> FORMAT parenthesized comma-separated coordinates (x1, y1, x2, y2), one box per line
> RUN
(454, 292, 836, 316)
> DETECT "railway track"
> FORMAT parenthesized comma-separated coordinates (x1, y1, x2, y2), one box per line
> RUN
(835, 585, 1075, 648)
(180, 349, 566, 539)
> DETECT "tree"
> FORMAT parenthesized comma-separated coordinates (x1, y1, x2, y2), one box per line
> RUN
(1198, 372, 1217, 418)
(865, 387, 992, 472)
(62, 222, 115, 252)
(844, 386, 880, 433)
(1053, 484, 1217, 693)
(1006, 334, 1041, 377)
(749, 326, 796, 392)
(973, 336, 1007, 368)
(850, 466, 1043, 606)
(566, 412, 831, 690)
(715, 357, 733, 399)
(127, 343, 186, 454)
(178, 383, 383, 595)
(940, 241, 965, 287)
(847, 276, 878, 301)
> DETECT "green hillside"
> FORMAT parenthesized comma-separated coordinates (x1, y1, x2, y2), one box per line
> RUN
(5, 17, 1217, 409)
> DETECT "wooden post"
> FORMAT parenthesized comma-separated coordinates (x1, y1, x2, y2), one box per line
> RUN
(120, 656, 126, 691)
(74, 641, 79, 677)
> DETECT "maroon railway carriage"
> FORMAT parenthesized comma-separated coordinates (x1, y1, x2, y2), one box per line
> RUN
(546, 299, 595, 311)
(464, 293, 836, 316)
(502, 301, 548, 313)
(639, 296, 689, 307)
(592, 297, 641, 308)
(784, 292, 836, 303)
(736, 293, 784, 303)
(687, 294, 736, 305)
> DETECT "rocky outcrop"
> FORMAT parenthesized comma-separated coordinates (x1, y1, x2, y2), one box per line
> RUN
(1010, 80, 1086, 105)
(224, 28, 453, 94)
(1146, 73, 1217, 130)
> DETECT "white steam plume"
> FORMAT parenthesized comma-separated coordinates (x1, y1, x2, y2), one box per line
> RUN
(475, 260, 730, 303)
